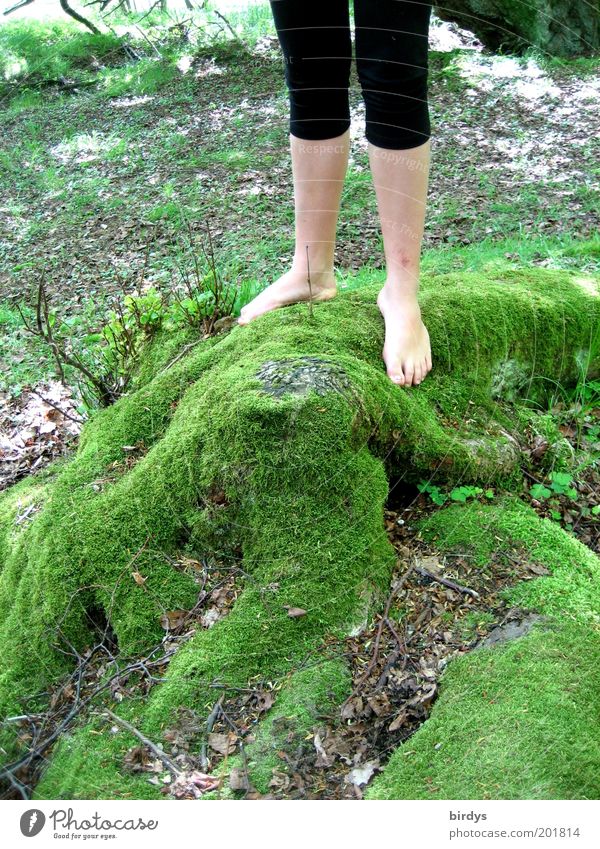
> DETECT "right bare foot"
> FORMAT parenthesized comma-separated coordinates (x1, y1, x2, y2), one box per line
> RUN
(237, 268, 337, 325)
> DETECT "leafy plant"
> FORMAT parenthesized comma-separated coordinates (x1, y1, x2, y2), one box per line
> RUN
(449, 485, 483, 503)
(170, 220, 238, 334)
(530, 471, 578, 503)
(417, 481, 447, 506)
(530, 483, 552, 500)
(418, 481, 492, 506)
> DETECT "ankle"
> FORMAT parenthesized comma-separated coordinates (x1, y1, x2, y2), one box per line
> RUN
(380, 279, 420, 302)
(291, 258, 335, 287)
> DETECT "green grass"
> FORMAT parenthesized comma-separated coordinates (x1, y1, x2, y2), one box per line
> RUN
(421, 235, 600, 276)
(97, 58, 180, 99)
(0, 20, 122, 98)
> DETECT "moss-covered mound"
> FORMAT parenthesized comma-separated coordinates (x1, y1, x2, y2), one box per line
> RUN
(368, 498, 600, 799)
(1, 267, 599, 798)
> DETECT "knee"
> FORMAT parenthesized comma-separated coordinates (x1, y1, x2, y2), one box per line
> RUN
(356, 57, 429, 104)
(356, 58, 430, 149)
(284, 55, 352, 141)
(284, 55, 351, 93)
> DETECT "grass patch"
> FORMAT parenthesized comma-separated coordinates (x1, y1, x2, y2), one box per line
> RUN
(0, 20, 122, 97)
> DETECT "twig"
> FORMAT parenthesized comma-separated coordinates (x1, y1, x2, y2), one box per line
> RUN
(3, 0, 34, 15)
(384, 617, 404, 648)
(103, 708, 180, 776)
(219, 703, 251, 796)
(305, 245, 314, 320)
(157, 338, 204, 375)
(0, 643, 177, 787)
(2, 714, 42, 723)
(27, 388, 85, 425)
(199, 696, 223, 770)
(374, 649, 401, 690)
(353, 565, 414, 691)
(415, 565, 480, 599)
(211, 7, 244, 44)
(134, 24, 162, 58)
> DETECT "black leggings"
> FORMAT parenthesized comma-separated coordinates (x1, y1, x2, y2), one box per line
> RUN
(269, 0, 433, 150)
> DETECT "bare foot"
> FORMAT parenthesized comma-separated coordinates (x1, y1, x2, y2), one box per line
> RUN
(377, 284, 432, 387)
(238, 268, 337, 325)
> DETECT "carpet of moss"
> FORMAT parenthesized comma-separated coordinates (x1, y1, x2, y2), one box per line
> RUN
(367, 499, 600, 799)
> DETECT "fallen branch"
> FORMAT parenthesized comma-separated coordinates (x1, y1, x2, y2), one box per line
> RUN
(415, 565, 480, 599)
(352, 564, 414, 692)
(199, 695, 223, 770)
(28, 388, 86, 425)
(103, 708, 180, 776)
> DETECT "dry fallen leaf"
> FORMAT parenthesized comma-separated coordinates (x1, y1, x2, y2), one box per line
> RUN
(169, 770, 221, 799)
(229, 766, 251, 791)
(526, 561, 550, 576)
(159, 609, 189, 631)
(388, 711, 408, 732)
(208, 731, 238, 755)
(131, 571, 147, 586)
(345, 760, 379, 787)
(285, 606, 307, 618)
(256, 691, 274, 714)
(200, 607, 221, 628)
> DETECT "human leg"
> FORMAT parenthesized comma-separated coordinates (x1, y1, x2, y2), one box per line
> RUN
(239, 0, 352, 325)
(355, 0, 433, 385)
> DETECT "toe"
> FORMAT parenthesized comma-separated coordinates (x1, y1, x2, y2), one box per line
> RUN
(403, 362, 415, 387)
(389, 368, 405, 386)
(413, 363, 423, 385)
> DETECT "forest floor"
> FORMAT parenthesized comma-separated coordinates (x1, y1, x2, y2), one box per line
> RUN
(1, 14, 598, 479)
(1, 12, 599, 800)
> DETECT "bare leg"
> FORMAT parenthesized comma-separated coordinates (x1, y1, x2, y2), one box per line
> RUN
(238, 130, 349, 325)
(370, 140, 432, 386)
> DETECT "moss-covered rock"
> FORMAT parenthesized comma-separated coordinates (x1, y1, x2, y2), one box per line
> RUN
(368, 498, 600, 799)
(1, 267, 599, 797)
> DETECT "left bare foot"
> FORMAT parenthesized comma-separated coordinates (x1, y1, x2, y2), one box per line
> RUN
(377, 284, 432, 387)
(238, 267, 337, 326)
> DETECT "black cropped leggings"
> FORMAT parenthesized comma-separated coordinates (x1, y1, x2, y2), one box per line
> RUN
(269, 0, 433, 150)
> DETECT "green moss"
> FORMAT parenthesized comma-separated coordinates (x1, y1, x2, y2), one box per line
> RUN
(367, 620, 600, 799)
(418, 498, 600, 623)
(1, 268, 599, 795)
(241, 659, 351, 793)
(368, 498, 600, 799)
(514, 408, 575, 469)
(33, 704, 164, 801)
